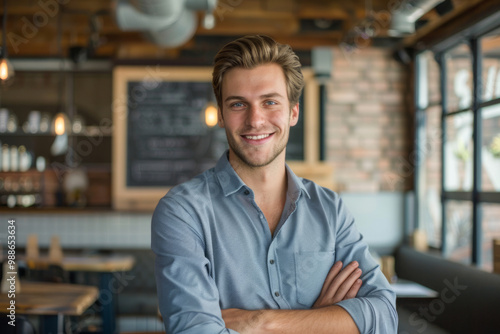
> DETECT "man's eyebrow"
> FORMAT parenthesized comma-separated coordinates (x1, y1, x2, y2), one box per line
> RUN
(224, 96, 247, 103)
(260, 92, 284, 99)
(224, 92, 285, 103)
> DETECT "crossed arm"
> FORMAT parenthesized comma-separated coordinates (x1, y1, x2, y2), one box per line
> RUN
(222, 260, 362, 334)
(153, 196, 398, 334)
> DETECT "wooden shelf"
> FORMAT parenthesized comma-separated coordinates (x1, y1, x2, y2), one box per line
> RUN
(0, 167, 112, 209)
(1, 126, 112, 137)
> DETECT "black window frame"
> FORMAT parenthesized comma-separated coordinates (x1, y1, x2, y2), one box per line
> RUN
(414, 12, 500, 267)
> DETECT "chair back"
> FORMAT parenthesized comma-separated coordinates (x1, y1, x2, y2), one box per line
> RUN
(0, 315, 35, 334)
(25, 263, 69, 283)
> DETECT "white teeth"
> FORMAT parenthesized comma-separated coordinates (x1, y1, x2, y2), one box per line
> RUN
(245, 134, 270, 140)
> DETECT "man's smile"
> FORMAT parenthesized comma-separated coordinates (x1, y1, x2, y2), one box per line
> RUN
(241, 133, 275, 144)
(244, 134, 271, 140)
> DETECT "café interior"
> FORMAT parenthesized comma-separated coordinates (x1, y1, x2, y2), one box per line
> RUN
(1, 0, 500, 333)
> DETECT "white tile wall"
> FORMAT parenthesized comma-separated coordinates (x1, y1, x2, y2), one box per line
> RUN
(3, 212, 152, 249)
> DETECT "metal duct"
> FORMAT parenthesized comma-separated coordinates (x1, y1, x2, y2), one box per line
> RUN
(115, 0, 218, 47)
(388, 0, 445, 37)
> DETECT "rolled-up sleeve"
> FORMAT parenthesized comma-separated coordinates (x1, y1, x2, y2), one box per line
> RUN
(152, 196, 238, 334)
(333, 197, 398, 334)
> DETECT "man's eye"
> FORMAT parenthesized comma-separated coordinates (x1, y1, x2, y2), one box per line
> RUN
(265, 100, 277, 105)
(231, 102, 245, 108)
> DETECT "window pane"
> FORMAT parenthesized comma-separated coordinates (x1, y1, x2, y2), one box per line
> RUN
(445, 200, 472, 265)
(417, 51, 441, 109)
(481, 203, 500, 271)
(445, 43, 472, 112)
(481, 27, 500, 103)
(444, 112, 473, 191)
(482, 104, 500, 191)
(419, 105, 442, 247)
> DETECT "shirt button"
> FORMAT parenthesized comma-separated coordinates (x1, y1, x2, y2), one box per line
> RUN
(269, 259, 275, 264)
(244, 190, 250, 195)
(259, 214, 264, 219)
(274, 291, 280, 297)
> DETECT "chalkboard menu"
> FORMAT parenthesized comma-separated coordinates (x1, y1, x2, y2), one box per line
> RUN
(125, 78, 305, 188)
(126, 81, 228, 187)
(113, 67, 316, 211)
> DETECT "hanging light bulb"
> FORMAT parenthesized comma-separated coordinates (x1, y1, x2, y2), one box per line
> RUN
(54, 115, 66, 135)
(53, 113, 71, 135)
(0, 58, 14, 82)
(1, 1, 15, 84)
(204, 103, 218, 127)
(51, 113, 70, 156)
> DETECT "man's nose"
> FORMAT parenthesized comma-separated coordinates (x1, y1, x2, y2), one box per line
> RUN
(245, 105, 265, 127)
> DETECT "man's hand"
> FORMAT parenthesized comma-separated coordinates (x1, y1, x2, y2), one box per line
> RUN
(313, 261, 362, 308)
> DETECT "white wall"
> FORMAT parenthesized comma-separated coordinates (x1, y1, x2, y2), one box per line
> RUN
(5, 192, 406, 252)
(4, 212, 152, 249)
(340, 191, 406, 254)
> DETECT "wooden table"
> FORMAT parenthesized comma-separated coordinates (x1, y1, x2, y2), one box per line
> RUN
(65, 255, 135, 334)
(0, 282, 98, 333)
(62, 255, 135, 272)
(25, 254, 135, 273)
(24, 254, 135, 334)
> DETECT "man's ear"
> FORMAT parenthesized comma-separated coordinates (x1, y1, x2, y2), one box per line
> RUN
(218, 107, 224, 128)
(290, 103, 299, 127)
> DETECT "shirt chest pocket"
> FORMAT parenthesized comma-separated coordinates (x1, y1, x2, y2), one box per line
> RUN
(294, 251, 335, 307)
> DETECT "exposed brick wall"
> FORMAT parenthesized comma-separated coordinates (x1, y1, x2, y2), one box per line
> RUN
(325, 47, 412, 193)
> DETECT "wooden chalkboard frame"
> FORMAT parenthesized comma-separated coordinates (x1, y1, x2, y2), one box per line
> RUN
(112, 66, 328, 211)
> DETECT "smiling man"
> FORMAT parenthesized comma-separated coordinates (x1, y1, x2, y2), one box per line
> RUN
(152, 35, 397, 334)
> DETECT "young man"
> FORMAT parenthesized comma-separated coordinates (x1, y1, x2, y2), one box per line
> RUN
(152, 35, 397, 333)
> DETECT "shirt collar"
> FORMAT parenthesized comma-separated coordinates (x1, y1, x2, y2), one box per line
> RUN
(214, 150, 311, 200)
(285, 164, 311, 200)
(214, 151, 247, 197)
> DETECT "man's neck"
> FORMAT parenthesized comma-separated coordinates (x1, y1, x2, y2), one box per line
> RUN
(228, 151, 288, 200)
(229, 150, 288, 235)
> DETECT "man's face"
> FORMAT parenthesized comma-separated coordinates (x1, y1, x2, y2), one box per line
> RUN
(218, 63, 299, 168)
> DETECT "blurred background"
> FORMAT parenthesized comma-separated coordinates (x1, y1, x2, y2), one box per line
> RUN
(0, 0, 499, 333)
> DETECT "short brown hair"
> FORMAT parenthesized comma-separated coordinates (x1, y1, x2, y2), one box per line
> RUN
(212, 35, 304, 109)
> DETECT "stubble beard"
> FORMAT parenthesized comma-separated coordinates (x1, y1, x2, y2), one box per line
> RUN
(227, 128, 289, 169)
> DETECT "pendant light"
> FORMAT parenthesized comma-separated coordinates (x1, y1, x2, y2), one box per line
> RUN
(204, 102, 218, 127)
(0, 0, 15, 84)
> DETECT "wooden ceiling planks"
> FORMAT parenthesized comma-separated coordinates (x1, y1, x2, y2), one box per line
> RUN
(0, 0, 483, 59)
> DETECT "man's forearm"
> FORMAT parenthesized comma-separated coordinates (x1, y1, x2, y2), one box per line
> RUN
(222, 306, 359, 334)
(260, 306, 360, 334)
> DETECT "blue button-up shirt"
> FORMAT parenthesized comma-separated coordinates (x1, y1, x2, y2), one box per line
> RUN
(152, 151, 397, 333)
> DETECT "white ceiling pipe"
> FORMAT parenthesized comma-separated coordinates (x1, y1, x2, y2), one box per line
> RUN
(404, 0, 445, 22)
(115, 0, 218, 47)
(115, 0, 183, 31)
(388, 0, 444, 37)
(393, 0, 445, 22)
(186, 0, 218, 11)
(145, 9, 197, 47)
